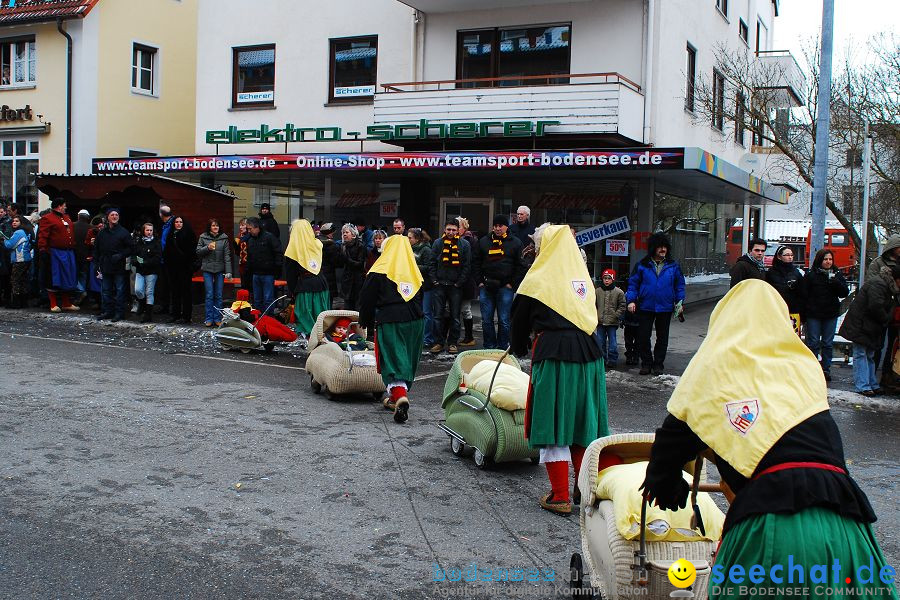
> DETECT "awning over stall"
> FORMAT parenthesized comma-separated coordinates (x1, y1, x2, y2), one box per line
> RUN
(36, 172, 235, 231)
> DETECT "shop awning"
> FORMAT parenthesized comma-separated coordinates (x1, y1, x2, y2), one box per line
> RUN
(91, 147, 791, 206)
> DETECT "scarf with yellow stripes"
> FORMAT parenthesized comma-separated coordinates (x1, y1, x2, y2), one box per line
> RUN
(441, 234, 461, 266)
(488, 232, 507, 261)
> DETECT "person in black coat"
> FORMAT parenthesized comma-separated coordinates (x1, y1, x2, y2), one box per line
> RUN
(765, 245, 805, 317)
(93, 208, 134, 321)
(163, 215, 197, 324)
(339, 224, 367, 310)
(133, 222, 162, 323)
(472, 214, 525, 349)
(729, 238, 767, 288)
(258, 203, 281, 240)
(839, 265, 900, 395)
(802, 248, 850, 381)
(316, 222, 342, 305)
(245, 216, 282, 315)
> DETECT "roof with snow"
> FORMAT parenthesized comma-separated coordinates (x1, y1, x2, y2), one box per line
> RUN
(0, 0, 99, 25)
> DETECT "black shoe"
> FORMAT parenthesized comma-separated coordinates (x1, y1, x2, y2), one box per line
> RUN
(823, 372, 832, 382)
(605, 362, 617, 371)
(96, 313, 113, 321)
(626, 357, 638, 366)
(651, 365, 664, 375)
(111, 314, 123, 322)
(175, 318, 191, 325)
(639, 366, 651, 375)
(573, 483, 581, 506)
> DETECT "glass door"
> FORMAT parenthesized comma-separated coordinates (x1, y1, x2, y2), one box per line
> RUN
(439, 197, 494, 239)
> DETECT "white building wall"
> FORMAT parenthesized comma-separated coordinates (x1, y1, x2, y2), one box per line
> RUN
(650, 0, 778, 166)
(195, 0, 414, 155)
(70, 12, 99, 173)
(418, 0, 644, 85)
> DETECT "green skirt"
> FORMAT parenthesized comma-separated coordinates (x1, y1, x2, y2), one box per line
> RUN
(527, 358, 609, 448)
(375, 319, 425, 387)
(293, 290, 330, 337)
(712, 507, 898, 600)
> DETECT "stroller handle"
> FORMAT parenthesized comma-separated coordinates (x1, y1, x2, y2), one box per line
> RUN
(484, 346, 513, 411)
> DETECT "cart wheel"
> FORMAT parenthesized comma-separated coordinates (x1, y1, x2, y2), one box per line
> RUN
(240, 348, 251, 354)
(371, 391, 385, 402)
(530, 456, 540, 465)
(473, 448, 491, 469)
(450, 437, 466, 456)
(323, 387, 338, 401)
(570, 553, 594, 598)
(309, 375, 322, 394)
(263, 343, 275, 353)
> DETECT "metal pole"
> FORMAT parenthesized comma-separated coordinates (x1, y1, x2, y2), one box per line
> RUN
(810, 0, 835, 258)
(858, 118, 872, 286)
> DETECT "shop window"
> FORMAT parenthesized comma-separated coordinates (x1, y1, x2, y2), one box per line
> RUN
(712, 69, 726, 130)
(685, 44, 696, 112)
(0, 138, 39, 213)
(456, 24, 571, 88)
(329, 36, 377, 103)
(0, 38, 36, 87)
(132, 43, 158, 95)
(233, 44, 275, 107)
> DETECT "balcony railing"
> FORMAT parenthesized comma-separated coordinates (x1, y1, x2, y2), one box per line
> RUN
(374, 72, 645, 143)
(380, 72, 641, 94)
(754, 50, 806, 106)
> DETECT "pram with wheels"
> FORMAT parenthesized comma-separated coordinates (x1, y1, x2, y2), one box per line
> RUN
(439, 349, 539, 468)
(305, 310, 385, 401)
(569, 433, 724, 599)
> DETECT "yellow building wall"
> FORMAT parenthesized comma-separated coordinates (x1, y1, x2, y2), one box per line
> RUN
(94, 0, 197, 157)
(0, 23, 69, 175)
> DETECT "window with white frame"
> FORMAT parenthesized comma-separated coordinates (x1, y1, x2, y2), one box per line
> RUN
(712, 69, 726, 130)
(716, 0, 728, 18)
(132, 43, 158, 95)
(0, 139, 40, 212)
(0, 38, 36, 87)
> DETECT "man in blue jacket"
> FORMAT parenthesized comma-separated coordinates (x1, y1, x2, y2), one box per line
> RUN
(626, 233, 685, 375)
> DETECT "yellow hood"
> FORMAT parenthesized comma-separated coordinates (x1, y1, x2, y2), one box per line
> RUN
(284, 219, 323, 275)
(666, 279, 829, 478)
(367, 234, 423, 302)
(516, 224, 597, 335)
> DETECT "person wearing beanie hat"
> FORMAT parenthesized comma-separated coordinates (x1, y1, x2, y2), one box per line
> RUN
(258, 203, 281, 239)
(37, 198, 80, 312)
(323, 316, 367, 350)
(595, 268, 626, 369)
(472, 214, 525, 349)
(625, 232, 685, 375)
(73, 209, 93, 300)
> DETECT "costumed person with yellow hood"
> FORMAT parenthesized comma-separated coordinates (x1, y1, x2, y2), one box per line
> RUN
(283, 219, 330, 340)
(358, 234, 425, 424)
(509, 224, 609, 515)
(640, 279, 895, 600)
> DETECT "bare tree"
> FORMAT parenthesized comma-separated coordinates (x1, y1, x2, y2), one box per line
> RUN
(691, 34, 899, 256)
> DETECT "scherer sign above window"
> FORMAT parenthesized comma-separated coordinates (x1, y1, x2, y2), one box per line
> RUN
(94, 149, 685, 174)
(205, 119, 563, 144)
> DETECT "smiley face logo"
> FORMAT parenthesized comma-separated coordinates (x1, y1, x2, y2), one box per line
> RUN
(667, 559, 697, 588)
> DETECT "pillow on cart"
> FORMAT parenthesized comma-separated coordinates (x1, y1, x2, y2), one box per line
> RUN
(467, 360, 529, 411)
(595, 461, 724, 542)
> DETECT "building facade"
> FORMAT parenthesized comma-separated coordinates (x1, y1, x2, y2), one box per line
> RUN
(0, 0, 198, 212)
(95, 0, 801, 284)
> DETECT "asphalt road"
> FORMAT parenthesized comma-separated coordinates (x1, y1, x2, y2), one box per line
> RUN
(0, 311, 897, 599)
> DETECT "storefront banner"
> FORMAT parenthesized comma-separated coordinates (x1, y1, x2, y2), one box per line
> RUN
(93, 149, 685, 175)
(606, 239, 629, 256)
(575, 216, 631, 247)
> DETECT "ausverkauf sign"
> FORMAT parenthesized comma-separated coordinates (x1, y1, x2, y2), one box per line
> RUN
(93, 150, 684, 174)
(576, 217, 631, 247)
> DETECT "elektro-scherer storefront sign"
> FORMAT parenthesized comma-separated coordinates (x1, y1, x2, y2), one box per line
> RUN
(93, 150, 685, 174)
(205, 119, 563, 143)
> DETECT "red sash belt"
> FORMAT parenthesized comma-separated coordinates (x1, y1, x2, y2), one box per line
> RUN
(753, 461, 846, 480)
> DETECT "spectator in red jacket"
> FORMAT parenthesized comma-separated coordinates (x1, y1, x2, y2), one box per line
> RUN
(37, 198, 80, 312)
